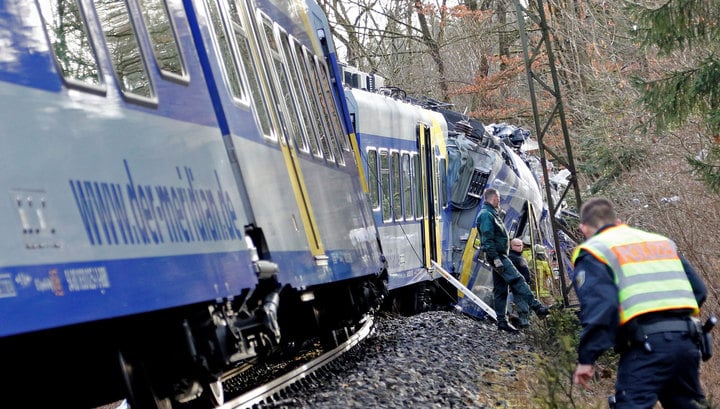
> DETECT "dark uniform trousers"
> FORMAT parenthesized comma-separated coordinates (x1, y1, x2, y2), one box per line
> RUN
(615, 327, 705, 408)
(491, 256, 542, 325)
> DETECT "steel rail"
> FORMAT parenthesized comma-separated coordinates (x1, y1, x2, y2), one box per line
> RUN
(220, 315, 374, 409)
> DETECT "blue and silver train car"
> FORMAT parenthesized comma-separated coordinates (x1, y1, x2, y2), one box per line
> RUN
(345, 87, 451, 314)
(0, 0, 385, 407)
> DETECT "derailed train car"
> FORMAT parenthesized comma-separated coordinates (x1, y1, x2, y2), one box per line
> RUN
(344, 74, 574, 318)
(344, 86, 451, 314)
(442, 118, 565, 317)
(0, 0, 386, 407)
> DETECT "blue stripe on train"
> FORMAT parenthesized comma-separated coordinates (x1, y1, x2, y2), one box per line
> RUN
(0, 250, 256, 337)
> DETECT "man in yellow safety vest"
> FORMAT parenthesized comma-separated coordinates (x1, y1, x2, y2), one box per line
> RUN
(571, 197, 709, 408)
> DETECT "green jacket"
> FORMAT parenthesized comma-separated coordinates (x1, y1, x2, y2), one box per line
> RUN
(476, 202, 508, 261)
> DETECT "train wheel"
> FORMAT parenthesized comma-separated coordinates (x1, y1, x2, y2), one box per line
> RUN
(118, 350, 173, 409)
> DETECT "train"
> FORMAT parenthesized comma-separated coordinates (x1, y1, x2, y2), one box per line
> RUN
(0, 0, 572, 408)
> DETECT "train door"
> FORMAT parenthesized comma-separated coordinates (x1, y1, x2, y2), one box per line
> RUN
(417, 122, 444, 269)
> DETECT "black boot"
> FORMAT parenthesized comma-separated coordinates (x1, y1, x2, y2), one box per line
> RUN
(497, 320, 519, 333)
(534, 305, 549, 319)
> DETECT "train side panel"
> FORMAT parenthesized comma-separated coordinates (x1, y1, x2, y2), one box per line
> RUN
(0, 0, 256, 338)
(347, 88, 450, 314)
(348, 90, 423, 288)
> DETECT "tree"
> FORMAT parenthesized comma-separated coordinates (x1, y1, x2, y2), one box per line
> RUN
(317, 0, 517, 111)
(629, 0, 720, 192)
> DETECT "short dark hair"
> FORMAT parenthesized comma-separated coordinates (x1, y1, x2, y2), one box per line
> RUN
(580, 197, 617, 228)
(484, 188, 498, 201)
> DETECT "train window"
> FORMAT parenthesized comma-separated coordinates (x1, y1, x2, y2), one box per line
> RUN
(137, 0, 187, 82)
(204, 0, 247, 103)
(315, 62, 349, 163)
(226, 0, 274, 138)
(94, 0, 154, 101)
(413, 154, 423, 219)
(367, 149, 380, 209)
(439, 157, 448, 208)
(315, 62, 350, 155)
(303, 53, 333, 160)
(258, 15, 307, 153)
(434, 156, 442, 220)
(38, 0, 104, 90)
(380, 150, 391, 222)
(402, 152, 413, 220)
(293, 43, 326, 159)
(391, 151, 402, 221)
(301, 54, 334, 162)
(280, 32, 322, 157)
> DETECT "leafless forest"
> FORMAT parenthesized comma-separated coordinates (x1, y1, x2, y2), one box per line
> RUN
(319, 0, 720, 405)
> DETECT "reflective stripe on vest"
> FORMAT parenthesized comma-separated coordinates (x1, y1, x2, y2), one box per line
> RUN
(571, 224, 699, 324)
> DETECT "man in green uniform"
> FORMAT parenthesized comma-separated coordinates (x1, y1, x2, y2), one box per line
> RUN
(476, 188, 548, 332)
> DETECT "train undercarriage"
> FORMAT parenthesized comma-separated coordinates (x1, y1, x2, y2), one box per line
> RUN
(2, 260, 388, 409)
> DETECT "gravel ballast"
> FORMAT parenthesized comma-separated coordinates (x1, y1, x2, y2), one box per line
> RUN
(279, 310, 537, 408)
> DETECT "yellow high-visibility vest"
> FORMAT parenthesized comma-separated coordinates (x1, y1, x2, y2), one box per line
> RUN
(571, 224, 699, 324)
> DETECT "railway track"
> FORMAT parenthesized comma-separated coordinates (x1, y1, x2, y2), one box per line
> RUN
(219, 315, 375, 409)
